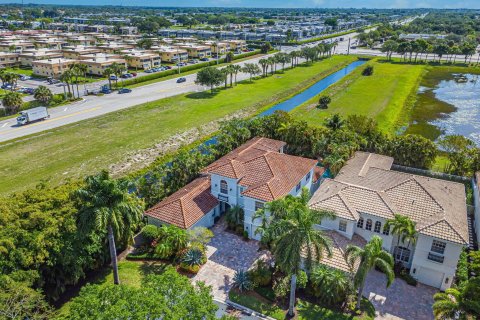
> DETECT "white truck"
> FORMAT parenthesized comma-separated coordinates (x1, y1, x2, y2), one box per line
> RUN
(17, 107, 49, 126)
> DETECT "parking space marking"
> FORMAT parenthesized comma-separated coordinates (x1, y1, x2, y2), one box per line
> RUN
(64, 107, 68, 111)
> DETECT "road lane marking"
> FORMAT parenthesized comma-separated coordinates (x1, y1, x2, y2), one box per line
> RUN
(0, 107, 102, 135)
(64, 107, 68, 111)
(1, 122, 8, 128)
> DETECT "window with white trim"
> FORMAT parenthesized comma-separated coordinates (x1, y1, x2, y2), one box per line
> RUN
(357, 218, 364, 229)
(374, 221, 381, 233)
(382, 225, 390, 235)
(296, 182, 301, 192)
(220, 180, 228, 194)
(254, 201, 264, 212)
(365, 219, 372, 231)
(339, 220, 347, 232)
(393, 246, 411, 263)
(431, 240, 446, 255)
(306, 171, 311, 181)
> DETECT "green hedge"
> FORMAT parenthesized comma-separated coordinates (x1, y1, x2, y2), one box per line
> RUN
(121, 50, 261, 87)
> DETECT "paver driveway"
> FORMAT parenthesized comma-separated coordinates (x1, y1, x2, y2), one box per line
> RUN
(363, 270, 437, 320)
(192, 219, 270, 300)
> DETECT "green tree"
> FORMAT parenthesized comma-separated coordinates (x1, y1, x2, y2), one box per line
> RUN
(255, 188, 334, 316)
(60, 69, 74, 99)
(381, 40, 399, 60)
(33, 85, 53, 105)
(75, 171, 144, 285)
(325, 113, 344, 131)
(260, 42, 272, 54)
(309, 264, 352, 306)
(103, 67, 114, 89)
(346, 235, 394, 310)
(195, 66, 224, 93)
(386, 134, 438, 169)
(317, 95, 331, 109)
(385, 214, 417, 251)
(2, 91, 23, 115)
(241, 63, 261, 82)
(66, 267, 218, 319)
(432, 277, 480, 320)
(231, 64, 242, 85)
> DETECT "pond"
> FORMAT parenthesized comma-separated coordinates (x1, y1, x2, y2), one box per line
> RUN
(404, 69, 480, 145)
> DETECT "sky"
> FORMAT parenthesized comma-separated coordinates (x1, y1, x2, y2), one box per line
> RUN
(0, 0, 479, 8)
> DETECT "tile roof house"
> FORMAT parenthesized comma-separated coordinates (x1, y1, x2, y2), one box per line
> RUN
(144, 137, 320, 240)
(309, 151, 469, 290)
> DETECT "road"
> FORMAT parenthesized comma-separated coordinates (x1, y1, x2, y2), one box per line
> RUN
(0, 31, 362, 143)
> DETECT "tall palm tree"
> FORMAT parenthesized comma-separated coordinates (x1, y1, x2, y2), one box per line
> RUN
(385, 214, 417, 250)
(60, 69, 74, 99)
(231, 64, 242, 85)
(258, 58, 268, 77)
(33, 85, 53, 105)
(255, 188, 334, 316)
(346, 235, 394, 310)
(75, 170, 144, 285)
(310, 264, 352, 306)
(103, 67, 114, 89)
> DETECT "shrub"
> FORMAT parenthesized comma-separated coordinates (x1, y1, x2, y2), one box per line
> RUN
(233, 269, 253, 292)
(235, 225, 244, 235)
(362, 65, 374, 76)
(181, 247, 205, 267)
(243, 230, 249, 240)
(179, 263, 200, 274)
(250, 260, 272, 287)
(399, 269, 417, 286)
(142, 225, 160, 243)
(317, 95, 331, 109)
(309, 264, 352, 306)
(187, 227, 213, 251)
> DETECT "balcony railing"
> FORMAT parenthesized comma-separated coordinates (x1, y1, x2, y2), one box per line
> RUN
(428, 252, 444, 263)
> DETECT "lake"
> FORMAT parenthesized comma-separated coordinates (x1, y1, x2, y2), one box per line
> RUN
(405, 69, 480, 145)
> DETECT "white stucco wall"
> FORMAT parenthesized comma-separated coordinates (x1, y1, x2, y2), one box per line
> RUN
(410, 234, 463, 290)
(317, 216, 355, 239)
(210, 174, 239, 206)
(473, 177, 480, 244)
(354, 213, 393, 251)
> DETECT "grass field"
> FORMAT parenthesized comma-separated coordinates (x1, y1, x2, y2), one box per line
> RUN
(0, 55, 356, 195)
(292, 59, 426, 132)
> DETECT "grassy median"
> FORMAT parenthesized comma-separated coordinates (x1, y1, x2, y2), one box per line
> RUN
(292, 59, 426, 132)
(0, 55, 356, 195)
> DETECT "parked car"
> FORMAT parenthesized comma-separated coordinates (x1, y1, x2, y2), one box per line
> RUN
(131, 72, 137, 77)
(109, 75, 117, 81)
(100, 86, 112, 94)
(47, 77, 60, 84)
(200, 57, 209, 61)
(145, 69, 154, 73)
(118, 88, 132, 94)
(19, 75, 31, 81)
(165, 66, 172, 69)
(176, 77, 186, 83)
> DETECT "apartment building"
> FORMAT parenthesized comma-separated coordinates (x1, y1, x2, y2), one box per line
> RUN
(19, 49, 64, 67)
(178, 44, 211, 59)
(32, 58, 78, 77)
(120, 50, 161, 70)
(81, 56, 127, 76)
(0, 52, 19, 67)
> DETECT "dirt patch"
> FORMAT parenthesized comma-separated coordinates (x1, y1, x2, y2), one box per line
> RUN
(109, 107, 254, 176)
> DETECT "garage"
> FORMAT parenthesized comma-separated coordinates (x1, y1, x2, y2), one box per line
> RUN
(416, 267, 444, 288)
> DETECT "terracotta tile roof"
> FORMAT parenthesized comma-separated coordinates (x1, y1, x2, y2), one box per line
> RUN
(309, 152, 469, 245)
(204, 137, 316, 202)
(313, 166, 326, 183)
(304, 230, 366, 273)
(144, 177, 218, 229)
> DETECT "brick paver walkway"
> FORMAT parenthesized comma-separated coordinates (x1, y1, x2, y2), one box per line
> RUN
(192, 219, 269, 300)
(363, 270, 437, 320)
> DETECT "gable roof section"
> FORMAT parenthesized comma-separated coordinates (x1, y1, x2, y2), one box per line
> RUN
(310, 152, 469, 245)
(144, 177, 219, 229)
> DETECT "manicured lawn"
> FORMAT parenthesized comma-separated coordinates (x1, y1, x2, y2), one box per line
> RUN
(0, 55, 356, 195)
(229, 290, 375, 320)
(55, 260, 167, 317)
(292, 59, 426, 132)
(2, 67, 35, 76)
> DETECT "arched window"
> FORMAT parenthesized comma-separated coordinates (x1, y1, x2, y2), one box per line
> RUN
(383, 225, 390, 235)
(366, 219, 372, 231)
(357, 218, 364, 229)
(220, 180, 228, 194)
(374, 221, 382, 233)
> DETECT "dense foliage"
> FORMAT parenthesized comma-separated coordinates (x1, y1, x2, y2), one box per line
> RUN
(62, 267, 218, 320)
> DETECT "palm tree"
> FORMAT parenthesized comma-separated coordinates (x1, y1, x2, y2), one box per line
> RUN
(385, 214, 417, 250)
(33, 85, 53, 105)
(346, 235, 394, 310)
(433, 277, 480, 320)
(255, 188, 334, 316)
(241, 63, 261, 82)
(310, 264, 352, 306)
(75, 170, 144, 285)
(258, 58, 268, 77)
(2, 91, 23, 115)
(231, 64, 242, 85)
(325, 113, 344, 131)
(60, 69, 74, 99)
(103, 67, 114, 89)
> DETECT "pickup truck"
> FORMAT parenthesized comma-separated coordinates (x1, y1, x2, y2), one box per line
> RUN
(17, 107, 49, 126)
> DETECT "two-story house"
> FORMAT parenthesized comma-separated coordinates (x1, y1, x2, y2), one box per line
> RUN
(308, 152, 469, 290)
(144, 137, 321, 240)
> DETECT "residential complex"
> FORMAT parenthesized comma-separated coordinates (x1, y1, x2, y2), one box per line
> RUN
(145, 138, 471, 291)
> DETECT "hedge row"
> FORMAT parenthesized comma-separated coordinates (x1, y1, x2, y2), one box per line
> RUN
(122, 50, 261, 87)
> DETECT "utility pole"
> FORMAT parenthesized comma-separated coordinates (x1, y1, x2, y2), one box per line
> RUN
(347, 38, 351, 55)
